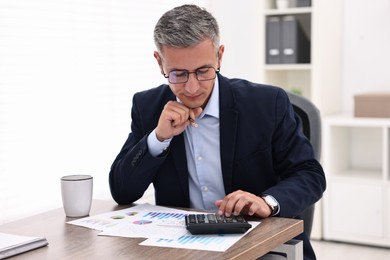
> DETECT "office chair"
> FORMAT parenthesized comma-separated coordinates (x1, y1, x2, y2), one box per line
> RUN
(286, 91, 322, 239)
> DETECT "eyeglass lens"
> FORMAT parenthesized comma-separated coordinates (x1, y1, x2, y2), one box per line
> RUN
(168, 67, 217, 84)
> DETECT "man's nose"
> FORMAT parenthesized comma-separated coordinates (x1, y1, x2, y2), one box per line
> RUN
(184, 73, 200, 94)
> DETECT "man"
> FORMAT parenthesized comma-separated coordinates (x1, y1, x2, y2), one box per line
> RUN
(109, 4, 325, 260)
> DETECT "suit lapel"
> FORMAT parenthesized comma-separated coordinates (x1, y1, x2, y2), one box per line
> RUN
(162, 90, 191, 205)
(218, 76, 238, 194)
(170, 134, 190, 205)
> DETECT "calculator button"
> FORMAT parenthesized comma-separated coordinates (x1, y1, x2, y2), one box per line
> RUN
(207, 214, 217, 223)
(188, 214, 196, 223)
(196, 214, 205, 223)
(225, 216, 234, 223)
(215, 214, 224, 223)
(236, 215, 244, 222)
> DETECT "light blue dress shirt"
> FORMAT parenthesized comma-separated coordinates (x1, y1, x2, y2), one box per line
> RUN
(147, 78, 225, 210)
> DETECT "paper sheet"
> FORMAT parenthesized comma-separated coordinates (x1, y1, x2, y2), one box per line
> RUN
(67, 203, 190, 233)
(67, 203, 261, 252)
(98, 204, 192, 239)
(140, 221, 260, 252)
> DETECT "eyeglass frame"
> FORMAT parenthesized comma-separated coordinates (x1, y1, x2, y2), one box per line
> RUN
(163, 66, 220, 84)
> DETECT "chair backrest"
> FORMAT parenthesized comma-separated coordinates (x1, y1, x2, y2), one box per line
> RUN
(287, 91, 321, 161)
(286, 91, 322, 239)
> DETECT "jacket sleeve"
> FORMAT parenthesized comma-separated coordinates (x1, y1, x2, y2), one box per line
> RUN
(108, 94, 166, 205)
(264, 89, 326, 218)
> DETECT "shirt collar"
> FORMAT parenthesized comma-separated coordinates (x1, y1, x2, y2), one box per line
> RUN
(201, 77, 219, 119)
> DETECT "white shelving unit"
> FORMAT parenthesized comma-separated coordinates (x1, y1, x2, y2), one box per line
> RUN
(323, 114, 390, 247)
(262, 1, 390, 246)
(263, 3, 312, 98)
(262, 0, 343, 240)
(262, 0, 343, 116)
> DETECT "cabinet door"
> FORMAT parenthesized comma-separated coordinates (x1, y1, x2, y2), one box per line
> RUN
(326, 181, 384, 240)
(387, 185, 390, 244)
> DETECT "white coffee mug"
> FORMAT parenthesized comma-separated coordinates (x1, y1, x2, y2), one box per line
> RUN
(61, 175, 93, 217)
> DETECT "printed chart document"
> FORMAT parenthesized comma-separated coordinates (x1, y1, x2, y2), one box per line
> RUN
(67, 203, 260, 252)
(0, 232, 48, 259)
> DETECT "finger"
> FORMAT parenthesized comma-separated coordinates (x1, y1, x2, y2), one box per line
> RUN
(216, 195, 230, 216)
(169, 111, 185, 127)
(245, 196, 271, 218)
(224, 196, 239, 217)
(242, 194, 266, 216)
(164, 103, 190, 127)
(231, 191, 256, 216)
(232, 196, 249, 216)
(190, 107, 203, 119)
(218, 191, 259, 217)
(219, 191, 242, 217)
(247, 201, 261, 216)
(156, 103, 190, 140)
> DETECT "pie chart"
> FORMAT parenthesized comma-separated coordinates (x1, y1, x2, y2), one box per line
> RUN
(133, 220, 152, 225)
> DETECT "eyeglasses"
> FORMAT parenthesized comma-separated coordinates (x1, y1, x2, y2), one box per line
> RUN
(164, 66, 220, 84)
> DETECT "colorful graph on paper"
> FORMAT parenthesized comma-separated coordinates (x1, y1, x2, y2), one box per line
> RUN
(139, 228, 260, 252)
(67, 204, 188, 232)
(143, 212, 186, 220)
(79, 204, 191, 239)
(158, 235, 226, 245)
(67, 203, 260, 252)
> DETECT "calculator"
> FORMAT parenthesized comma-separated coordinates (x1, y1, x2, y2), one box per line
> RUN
(185, 213, 252, 234)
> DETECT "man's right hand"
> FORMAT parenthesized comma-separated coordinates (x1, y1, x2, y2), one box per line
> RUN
(155, 101, 203, 141)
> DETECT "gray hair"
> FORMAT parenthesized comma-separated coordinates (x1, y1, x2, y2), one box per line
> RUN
(154, 4, 220, 54)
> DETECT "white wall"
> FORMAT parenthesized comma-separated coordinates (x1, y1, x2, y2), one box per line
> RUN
(0, 0, 205, 224)
(207, 0, 264, 83)
(342, 0, 390, 112)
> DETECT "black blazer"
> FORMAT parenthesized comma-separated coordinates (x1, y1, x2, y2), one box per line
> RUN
(109, 74, 325, 260)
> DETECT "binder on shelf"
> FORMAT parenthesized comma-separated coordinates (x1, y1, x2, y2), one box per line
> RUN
(281, 15, 310, 64)
(266, 16, 282, 64)
(290, 0, 311, 7)
(296, 0, 311, 7)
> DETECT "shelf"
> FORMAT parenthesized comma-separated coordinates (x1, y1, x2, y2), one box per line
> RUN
(331, 169, 383, 181)
(264, 69, 311, 99)
(265, 64, 311, 71)
(325, 114, 390, 126)
(264, 7, 312, 16)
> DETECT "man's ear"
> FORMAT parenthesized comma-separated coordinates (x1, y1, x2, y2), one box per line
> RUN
(217, 45, 225, 68)
(154, 51, 164, 75)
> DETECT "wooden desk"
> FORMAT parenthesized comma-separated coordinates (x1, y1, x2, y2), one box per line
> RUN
(0, 200, 303, 259)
